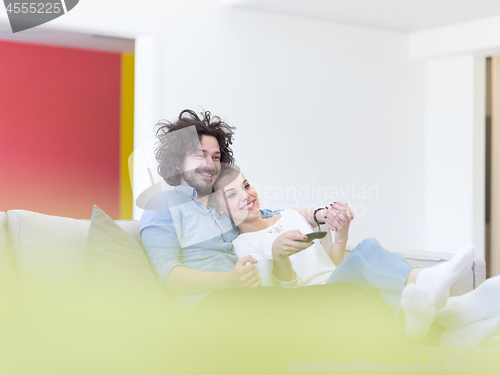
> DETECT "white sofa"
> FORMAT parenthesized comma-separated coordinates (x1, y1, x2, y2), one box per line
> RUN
(0, 206, 167, 297)
(0, 206, 496, 375)
(0, 207, 486, 297)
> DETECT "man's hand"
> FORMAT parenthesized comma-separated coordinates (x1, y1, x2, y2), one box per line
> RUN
(272, 230, 314, 258)
(228, 255, 261, 289)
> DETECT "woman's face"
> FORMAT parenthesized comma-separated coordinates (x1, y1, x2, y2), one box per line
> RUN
(216, 173, 260, 225)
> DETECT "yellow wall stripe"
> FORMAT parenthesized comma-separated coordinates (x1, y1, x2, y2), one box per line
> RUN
(120, 53, 135, 220)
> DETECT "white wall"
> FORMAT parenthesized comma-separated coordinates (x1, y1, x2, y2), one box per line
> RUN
(0, 2, 429, 251)
(157, 8, 500, 257)
(425, 55, 485, 256)
(408, 15, 497, 257)
(410, 14, 500, 59)
(160, 8, 428, 250)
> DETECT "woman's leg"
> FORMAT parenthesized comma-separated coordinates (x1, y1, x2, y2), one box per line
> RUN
(325, 238, 414, 293)
(325, 238, 475, 340)
(324, 239, 433, 339)
(326, 238, 474, 307)
(402, 245, 475, 340)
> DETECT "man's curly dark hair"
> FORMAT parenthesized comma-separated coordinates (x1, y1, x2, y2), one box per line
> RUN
(155, 109, 236, 186)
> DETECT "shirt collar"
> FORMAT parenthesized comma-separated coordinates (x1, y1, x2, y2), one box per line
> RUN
(173, 185, 220, 215)
(174, 185, 199, 200)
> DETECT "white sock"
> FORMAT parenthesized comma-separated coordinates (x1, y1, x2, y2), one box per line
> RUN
(437, 276, 500, 328)
(401, 284, 436, 340)
(440, 313, 500, 347)
(416, 245, 474, 310)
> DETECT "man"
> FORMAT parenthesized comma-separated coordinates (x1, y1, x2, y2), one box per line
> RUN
(140, 109, 326, 310)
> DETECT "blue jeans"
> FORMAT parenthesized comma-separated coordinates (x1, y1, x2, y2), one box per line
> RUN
(326, 238, 415, 314)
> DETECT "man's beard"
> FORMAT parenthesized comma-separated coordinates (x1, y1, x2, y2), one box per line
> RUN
(181, 167, 218, 197)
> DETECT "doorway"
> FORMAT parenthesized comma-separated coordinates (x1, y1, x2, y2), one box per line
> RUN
(486, 56, 500, 277)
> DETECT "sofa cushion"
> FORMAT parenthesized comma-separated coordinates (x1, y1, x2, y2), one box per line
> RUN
(0, 212, 17, 292)
(7, 210, 89, 287)
(114, 219, 142, 246)
(86, 205, 163, 295)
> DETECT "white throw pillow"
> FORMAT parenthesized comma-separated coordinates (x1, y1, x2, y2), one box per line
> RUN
(7, 210, 89, 287)
(0, 212, 17, 292)
(86, 205, 163, 295)
(114, 219, 142, 245)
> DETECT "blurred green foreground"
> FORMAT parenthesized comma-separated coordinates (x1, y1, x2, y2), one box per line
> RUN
(1, 283, 498, 375)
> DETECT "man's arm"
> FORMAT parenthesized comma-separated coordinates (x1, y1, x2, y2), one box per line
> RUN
(165, 258, 259, 294)
(164, 266, 231, 294)
(259, 208, 281, 218)
(141, 208, 260, 294)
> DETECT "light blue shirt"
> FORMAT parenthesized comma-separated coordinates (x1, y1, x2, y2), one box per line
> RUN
(140, 185, 276, 310)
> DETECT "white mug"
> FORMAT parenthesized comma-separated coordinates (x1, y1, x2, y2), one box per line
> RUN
(252, 258, 273, 287)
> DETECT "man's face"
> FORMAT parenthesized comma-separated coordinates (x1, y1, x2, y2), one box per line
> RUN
(179, 135, 221, 196)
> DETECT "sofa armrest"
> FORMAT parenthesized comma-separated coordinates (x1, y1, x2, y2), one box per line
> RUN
(472, 256, 486, 287)
(390, 248, 486, 295)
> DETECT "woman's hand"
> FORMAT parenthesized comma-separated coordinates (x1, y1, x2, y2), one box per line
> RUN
(271, 230, 312, 282)
(228, 255, 261, 289)
(272, 230, 313, 258)
(324, 202, 354, 242)
(323, 202, 353, 265)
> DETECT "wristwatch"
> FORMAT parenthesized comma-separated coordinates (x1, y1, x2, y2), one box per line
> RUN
(313, 207, 326, 228)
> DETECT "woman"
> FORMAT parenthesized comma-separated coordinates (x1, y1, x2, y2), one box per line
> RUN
(212, 167, 490, 343)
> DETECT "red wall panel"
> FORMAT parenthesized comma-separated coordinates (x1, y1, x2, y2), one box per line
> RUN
(0, 40, 121, 219)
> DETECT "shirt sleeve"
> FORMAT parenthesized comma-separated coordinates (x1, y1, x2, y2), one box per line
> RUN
(140, 207, 183, 287)
(232, 239, 264, 260)
(272, 273, 298, 288)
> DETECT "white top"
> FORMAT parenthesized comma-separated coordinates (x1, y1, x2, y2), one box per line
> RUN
(232, 209, 336, 288)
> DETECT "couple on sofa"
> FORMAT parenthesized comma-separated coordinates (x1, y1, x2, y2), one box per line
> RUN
(140, 109, 500, 347)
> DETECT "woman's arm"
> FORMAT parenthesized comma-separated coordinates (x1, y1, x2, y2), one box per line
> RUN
(271, 255, 296, 283)
(323, 203, 354, 266)
(329, 228, 349, 266)
(271, 230, 313, 282)
(294, 208, 327, 228)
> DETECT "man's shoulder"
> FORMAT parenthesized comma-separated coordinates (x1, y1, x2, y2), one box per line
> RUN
(143, 189, 190, 211)
(140, 190, 190, 227)
(259, 208, 282, 219)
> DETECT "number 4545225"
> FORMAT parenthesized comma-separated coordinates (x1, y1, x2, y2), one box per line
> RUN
(6, 3, 62, 14)
(444, 361, 498, 371)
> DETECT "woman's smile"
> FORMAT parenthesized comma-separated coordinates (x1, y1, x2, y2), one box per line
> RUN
(240, 199, 257, 211)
